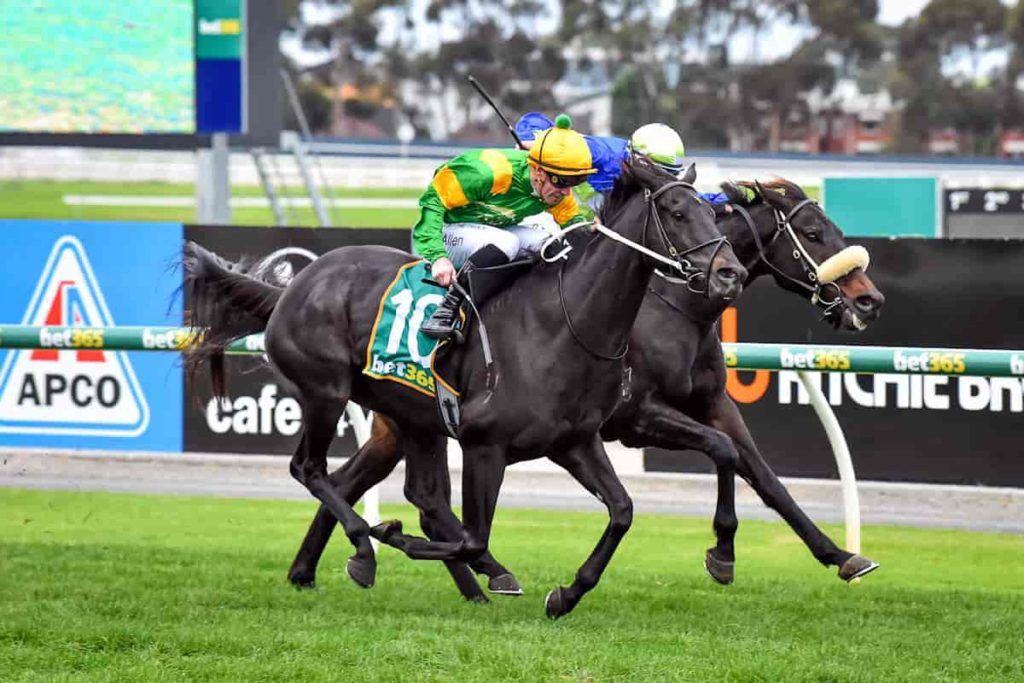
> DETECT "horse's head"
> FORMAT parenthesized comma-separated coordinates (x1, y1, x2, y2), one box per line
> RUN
(604, 158, 745, 303)
(728, 179, 884, 331)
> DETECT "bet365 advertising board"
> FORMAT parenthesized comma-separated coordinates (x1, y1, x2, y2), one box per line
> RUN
(646, 237, 1024, 487)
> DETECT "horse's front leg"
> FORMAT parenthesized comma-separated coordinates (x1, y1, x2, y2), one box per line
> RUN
(706, 392, 879, 582)
(634, 396, 740, 584)
(454, 443, 507, 568)
(544, 435, 634, 619)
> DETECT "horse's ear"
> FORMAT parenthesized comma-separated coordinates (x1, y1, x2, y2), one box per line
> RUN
(756, 179, 791, 210)
(681, 162, 697, 185)
(720, 180, 743, 203)
(754, 180, 780, 208)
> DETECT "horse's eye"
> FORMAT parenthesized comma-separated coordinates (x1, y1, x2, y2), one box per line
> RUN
(804, 231, 821, 242)
(672, 211, 685, 220)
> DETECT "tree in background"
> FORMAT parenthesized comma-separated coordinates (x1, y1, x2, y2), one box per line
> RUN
(805, 0, 882, 69)
(564, 0, 664, 134)
(738, 39, 835, 151)
(279, 0, 409, 137)
(1000, 0, 1024, 130)
(278, 0, 1024, 156)
(894, 0, 1008, 154)
(416, 0, 564, 140)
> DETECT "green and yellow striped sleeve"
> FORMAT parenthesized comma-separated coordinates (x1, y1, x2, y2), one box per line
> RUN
(547, 192, 588, 228)
(412, 150, 502, 263)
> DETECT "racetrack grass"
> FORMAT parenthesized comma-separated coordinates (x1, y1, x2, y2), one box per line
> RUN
(0, 488, 1020, 682)
(0, 180, 822, 230)
(0, 180, 420, 227)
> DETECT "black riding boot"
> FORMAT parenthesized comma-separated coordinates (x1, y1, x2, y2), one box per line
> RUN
(421, 287, 465, 341)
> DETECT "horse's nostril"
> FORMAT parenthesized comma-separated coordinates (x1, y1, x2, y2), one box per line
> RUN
(717, 267, 739, 281)
(855, 293, 882, 311)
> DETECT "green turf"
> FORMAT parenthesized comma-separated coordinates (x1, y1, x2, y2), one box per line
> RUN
(0, 180, 420, 227)
(0, 488, 1020, 681)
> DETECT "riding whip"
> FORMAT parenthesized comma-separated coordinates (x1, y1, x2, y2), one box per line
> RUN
(466, 75, 525, 150)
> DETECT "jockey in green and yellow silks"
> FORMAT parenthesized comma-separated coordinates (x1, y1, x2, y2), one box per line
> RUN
(416, 114, 596, 342)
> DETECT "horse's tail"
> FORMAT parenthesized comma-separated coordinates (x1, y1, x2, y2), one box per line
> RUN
(182, 241, 284, 397)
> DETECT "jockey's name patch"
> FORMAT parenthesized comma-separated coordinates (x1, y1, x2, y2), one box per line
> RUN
(363, 261, 447, 397)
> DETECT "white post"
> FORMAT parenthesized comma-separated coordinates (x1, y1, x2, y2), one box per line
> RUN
(797, 371, 861, 555)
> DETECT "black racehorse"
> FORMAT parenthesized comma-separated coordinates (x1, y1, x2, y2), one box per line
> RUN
(183, 159, 746, 618)
(284, 178, 885, 598)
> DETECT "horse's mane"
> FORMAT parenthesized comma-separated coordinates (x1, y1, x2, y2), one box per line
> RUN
(600, 155, 677, 224)
(721, 178, 808, 206)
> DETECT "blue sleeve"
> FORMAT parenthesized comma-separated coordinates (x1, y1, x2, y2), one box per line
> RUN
(700, 192, 729, 204)
(585, 135, 629, 193)
(515, 112, 555, 143)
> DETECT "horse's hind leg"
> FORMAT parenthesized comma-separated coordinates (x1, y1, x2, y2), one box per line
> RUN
(290, 398, 377, 589)
(707, 393, 879, 582)
(288, 415, 404, 588)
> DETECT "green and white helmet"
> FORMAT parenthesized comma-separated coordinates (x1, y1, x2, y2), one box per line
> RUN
(629, 123, 686, 175)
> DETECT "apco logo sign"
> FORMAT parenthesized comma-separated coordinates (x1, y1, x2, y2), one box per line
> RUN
(0, 237, 149, 436)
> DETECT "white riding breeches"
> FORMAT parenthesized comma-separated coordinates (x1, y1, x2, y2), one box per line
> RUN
(440, 223, 550, 268)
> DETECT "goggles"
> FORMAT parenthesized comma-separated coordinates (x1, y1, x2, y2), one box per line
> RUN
(546, 171, 589, 188)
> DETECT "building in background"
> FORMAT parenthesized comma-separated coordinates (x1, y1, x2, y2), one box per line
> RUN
(780, 78, 899, 155)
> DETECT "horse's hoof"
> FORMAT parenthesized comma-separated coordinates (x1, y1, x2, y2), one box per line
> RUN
(838, 554, 880, 582)
(346, 555, 377, 589)
(544, 586, 570, 620)
(488, 573, 524, 596)
(369, 519, 403, 541)
(287, 567, 317, 589)
(704, 548, 735, 585)
(467, 592, 490, 604)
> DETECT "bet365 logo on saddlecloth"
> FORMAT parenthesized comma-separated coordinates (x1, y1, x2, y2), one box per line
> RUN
(364, 262, 444, 396)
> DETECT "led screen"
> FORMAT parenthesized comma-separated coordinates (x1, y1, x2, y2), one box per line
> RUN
(0, 1, 195, 133)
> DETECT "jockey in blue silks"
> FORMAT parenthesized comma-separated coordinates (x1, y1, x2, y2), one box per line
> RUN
(515, 113, 730, 217)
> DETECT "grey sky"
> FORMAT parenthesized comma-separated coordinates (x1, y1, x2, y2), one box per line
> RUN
(878, 0, 930, 26)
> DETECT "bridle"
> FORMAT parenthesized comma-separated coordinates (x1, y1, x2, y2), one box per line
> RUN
(639, 181, 729, 295)
(542, 179, 729, 360)
(731, 198, 846, 321)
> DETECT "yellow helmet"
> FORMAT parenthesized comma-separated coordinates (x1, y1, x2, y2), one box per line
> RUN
(527, 114, 596, 178)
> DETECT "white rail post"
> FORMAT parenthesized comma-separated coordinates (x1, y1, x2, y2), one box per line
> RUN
(796, 371, 861, 556)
